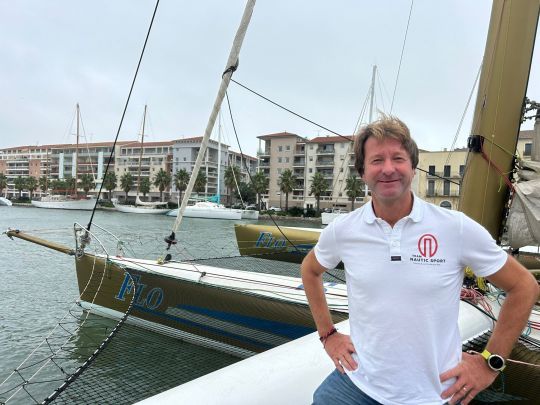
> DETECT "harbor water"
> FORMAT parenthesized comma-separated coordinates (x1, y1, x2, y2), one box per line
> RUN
(0, 205, 319, 404)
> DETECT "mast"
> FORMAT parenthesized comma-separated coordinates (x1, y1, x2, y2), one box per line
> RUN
(217, 110, 222, 204)
(459, 0, 540, 240)
(136, 105, 147, 199)
(368, 65, 376, 123)
(171, 0, 256, 235)
(75, 103, 80, 196)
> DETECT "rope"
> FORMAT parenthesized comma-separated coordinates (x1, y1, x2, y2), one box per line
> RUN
(390, 0, 414, 114)
(86, 0, 161, 232)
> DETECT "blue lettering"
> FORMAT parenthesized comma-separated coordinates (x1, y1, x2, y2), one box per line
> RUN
(115, 273, 140, 301)
(145, 288, 164, 310)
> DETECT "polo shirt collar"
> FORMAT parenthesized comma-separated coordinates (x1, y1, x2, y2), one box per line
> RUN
(364, 192, 425, 224)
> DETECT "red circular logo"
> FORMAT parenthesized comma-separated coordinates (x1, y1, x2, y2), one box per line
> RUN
(418, 234, 438, 258)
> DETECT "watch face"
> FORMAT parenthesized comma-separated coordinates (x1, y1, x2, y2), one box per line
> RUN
(489, 355, 505, 370)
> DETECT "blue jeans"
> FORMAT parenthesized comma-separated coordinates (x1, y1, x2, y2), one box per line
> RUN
(313, 369, 382, 405)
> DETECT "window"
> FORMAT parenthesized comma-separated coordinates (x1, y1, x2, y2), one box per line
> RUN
(524, 143, 532, 156)
(429, 165, 435, 175)
(278, 168, 282, 174)
(286, 145, 290, 151)
(285, 157, 289, 163)
(443, 180, 450, 196)
(278, 146, 283, 152)
(309, 168, 313, 173)
(459, 165, 465, 176)
(427, 180, 435, 196)
(278, 157, 282, 163)
(183, 157, 186, 161)
(310, 145, 313, 150)
(309, 156, 313, 161)
(440, 201, 452, 210)
(443, 165, 451, 177)
(341, 143, 345, 148)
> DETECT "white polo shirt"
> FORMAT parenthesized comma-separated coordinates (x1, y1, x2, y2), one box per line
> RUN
(314, 196, 507, 405)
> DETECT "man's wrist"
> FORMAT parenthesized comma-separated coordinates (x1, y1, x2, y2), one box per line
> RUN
(319, 326, 337, 346)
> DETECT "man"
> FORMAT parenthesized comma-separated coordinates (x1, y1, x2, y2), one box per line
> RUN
(301, 116, 539, 405)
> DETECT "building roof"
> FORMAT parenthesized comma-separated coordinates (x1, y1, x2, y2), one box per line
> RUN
(118, 141, 174, 148)
(309, 135, 353, 143)
(173, 136, 230, 148)
(228, 150, 256, 160)
(519, 129, 534, 139)
(257, 131, 306, 141)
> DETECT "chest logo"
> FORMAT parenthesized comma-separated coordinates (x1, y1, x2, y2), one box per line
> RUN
(418, 234, 438, 258)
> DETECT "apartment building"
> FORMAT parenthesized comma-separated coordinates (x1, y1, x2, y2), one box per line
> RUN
(305, 136, 363, 210)
(114, 141, 173, 201)
(257, 132, 308, 209)
(0, 145, 49, 198)
(228, 150, 257, 183)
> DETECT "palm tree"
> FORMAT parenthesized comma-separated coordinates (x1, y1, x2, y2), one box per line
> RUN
(50, 179, 65, 195)
(0, 173, 8, 197)
(278, 169, 296, 212)
(224, 165, 241, 206)
(174, 168, 190, 203)
(345, 175, 363, 211)
(39, 176, 48, 195)
(120, 172, 133, 201)
(25, 176, 38, 199)
(309, 172, 329, 215)
(13, 176, 26, 200)
(235, 181, 256, 204)
(79, 174, 95, 195)
(153, 168, 171, 201)
(251, 171, 269, 210)
(65, 176, 76, 196)
(194, 171, 207, 194)
(103, 172, 117, 201)
(140, 177, 151, 198)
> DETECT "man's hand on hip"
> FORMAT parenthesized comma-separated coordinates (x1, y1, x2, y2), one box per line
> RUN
(324, 332, 358, 374)
(440, 351, 498, 405)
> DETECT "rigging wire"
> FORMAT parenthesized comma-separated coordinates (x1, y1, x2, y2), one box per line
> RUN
(390, 0, 414, 114)
(86, 0, 161, 232)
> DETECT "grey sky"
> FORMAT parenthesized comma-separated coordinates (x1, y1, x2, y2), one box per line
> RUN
(0, 1, 538, 156)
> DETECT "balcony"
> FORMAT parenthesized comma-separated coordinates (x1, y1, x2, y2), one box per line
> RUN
(315, 159, 334, 167)
(316, 147, 335, 155)
(293, 159, 305, 167)
(426, 171, 462, 180)
(425, 191, 460, 197)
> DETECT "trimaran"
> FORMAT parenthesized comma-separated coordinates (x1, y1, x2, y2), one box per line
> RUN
(4, 0, 540, 403)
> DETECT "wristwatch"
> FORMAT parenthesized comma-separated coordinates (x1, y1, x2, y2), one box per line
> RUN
(480, 349, 506, 372)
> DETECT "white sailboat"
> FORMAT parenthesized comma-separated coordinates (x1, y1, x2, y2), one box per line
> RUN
(167, 111, 243, 220)
(31, 104, 97, 211)
(0, 197, 12, 206)
(113, 105, 170, 215)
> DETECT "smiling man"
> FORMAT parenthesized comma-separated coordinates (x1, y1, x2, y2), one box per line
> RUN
(301, 116, 539, 405)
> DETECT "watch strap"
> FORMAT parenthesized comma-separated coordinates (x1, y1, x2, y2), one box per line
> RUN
(480, 349, 491, 361)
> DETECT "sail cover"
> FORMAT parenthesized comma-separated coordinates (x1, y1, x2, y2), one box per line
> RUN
(507, 160, 540, 248)
(136, 196, 168, 206)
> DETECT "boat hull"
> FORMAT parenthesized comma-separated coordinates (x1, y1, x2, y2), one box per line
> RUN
(75, 254, 348, 356)
(31, 199, 96, 210)
(167, 207, 243, 220)
(235, 224, 321, 263)
(0, 197, 12, 206)
(114, 204, 170, 214)
(241, 210, 259, 220)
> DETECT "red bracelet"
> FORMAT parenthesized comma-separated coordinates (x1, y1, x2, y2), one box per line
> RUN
(319, 327, 337, 345)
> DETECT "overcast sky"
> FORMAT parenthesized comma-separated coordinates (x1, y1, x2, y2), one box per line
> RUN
(1, 0, 539, 156)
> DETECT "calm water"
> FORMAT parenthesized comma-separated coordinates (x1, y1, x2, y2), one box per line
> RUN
(0, 205, 320, 403)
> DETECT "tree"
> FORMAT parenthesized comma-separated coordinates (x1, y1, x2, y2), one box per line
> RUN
(65, 176, 76, 195)
(39, 176, 48, 194)
(50, 179, 66, 195)
(234, 181, 256, 205)
(224, 165, 241, 206)
(25, 176, 38, 199)
(194, 171, 207, 194)
(309, 172, 329, 215)
(345, 175, 363, 211)
(0, 173, 7, 197)
(79, 174, 95, 195)
(120, 172, 133, 200)
(139, 177, 151, 198)
(278, 169, 296, 211)
(13, 176, 26, 199)
(251, 171, 269, 210)
(153, 168, 171, 201)
(103, 172, 117, 201)
(174, 168, 190, 203)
